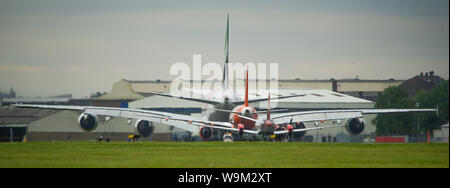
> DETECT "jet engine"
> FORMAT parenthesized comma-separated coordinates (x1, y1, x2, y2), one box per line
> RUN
(78, 113, 98, 132)
(274, 125, 286, 141)
(345, 118, 365, 135)
(135, 120, 155, 138)
(293, 122, 307, 139)
(199, 126, 213, 140)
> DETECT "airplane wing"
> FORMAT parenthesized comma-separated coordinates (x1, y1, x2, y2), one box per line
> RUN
(10, 104, 249, 134)
(144, 92, 307, 107)
(270, 108, 438, 125)
(232, 94, 307, 105)
(274, 124, 344, 135)
(142, 92, 221, 105)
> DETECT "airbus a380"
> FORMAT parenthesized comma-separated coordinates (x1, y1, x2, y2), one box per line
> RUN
(145, 14, 303, 123)
(12, 14, 438, 141)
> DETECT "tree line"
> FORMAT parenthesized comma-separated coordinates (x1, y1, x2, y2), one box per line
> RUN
(373, 80, 448, 136)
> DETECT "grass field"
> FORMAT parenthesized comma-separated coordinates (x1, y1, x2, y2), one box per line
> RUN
(0, 142, 448, 168)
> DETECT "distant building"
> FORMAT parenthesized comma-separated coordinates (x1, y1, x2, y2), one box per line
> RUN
(91, 78, 403, 105)
(0, 107, 150, 142)
(0, 87, 16, 98)
(1, 94, 90, 106)
(399, 71, 445, 97)
(9, 88, 16, 98)
(0, 92, 8, 98)
(0, 107, 57, 142)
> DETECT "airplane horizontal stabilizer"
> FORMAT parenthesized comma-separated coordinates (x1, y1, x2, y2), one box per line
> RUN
(232, 94, 306, 105)
(145, 92, 221, 105)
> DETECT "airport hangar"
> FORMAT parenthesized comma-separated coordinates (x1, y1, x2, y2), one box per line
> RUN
(1, 78, 404, 142)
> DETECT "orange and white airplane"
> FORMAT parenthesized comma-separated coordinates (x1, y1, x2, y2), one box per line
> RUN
(12, 14, 438, 141)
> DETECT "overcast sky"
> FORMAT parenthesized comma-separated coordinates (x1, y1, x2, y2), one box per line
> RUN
(0, 0, 448, 98)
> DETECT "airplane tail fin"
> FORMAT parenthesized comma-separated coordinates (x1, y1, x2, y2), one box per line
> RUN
(222, 13, 229, 92)
(267, 93, 271, 120)
(244, 67, 249, 107)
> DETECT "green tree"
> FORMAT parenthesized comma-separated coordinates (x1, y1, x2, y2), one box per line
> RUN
(414, 80, 449, 133)
(372, 80, 449, 136)
(372, 86, 415, 135)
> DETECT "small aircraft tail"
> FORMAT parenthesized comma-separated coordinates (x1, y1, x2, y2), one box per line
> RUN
(267, 93, 271, 120)
(267, 93, 270, 120)
(244, 68, 249, 107)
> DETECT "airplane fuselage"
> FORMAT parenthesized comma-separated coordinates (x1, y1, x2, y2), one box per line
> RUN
(230, 105, 258, 130)
(205, 101, 235, 122)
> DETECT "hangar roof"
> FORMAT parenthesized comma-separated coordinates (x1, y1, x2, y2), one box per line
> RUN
(94, 80, 145, 100)
(129, 88, 374, 109)
(130, 95, 205, 109)
(95, 78, 402, 101)
(243, 88, 372, 103)
(256, 89, 374, 109)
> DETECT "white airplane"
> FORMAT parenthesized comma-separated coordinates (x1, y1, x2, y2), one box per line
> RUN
(12, 14, 438, 141)
(145, 14, 304, 123)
